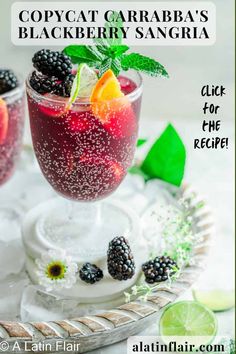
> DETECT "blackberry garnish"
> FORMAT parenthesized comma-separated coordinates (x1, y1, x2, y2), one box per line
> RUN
(32, 49, 72, 79)
(79, 263, 103, 284)
(53, 73, 75, 97)
(0, 69, 18, 95)
(142, 255, 178, 284)
(107, 236, 135, 281)
(29, 71, 57, 94)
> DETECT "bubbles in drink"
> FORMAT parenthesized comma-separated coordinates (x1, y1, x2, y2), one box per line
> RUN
(27, 73, 141, 201)
(0, 93, 25, 186)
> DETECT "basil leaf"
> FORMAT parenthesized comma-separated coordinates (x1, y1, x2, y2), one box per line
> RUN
(141, 124, 186, 186)
(121, 53, 169, 78)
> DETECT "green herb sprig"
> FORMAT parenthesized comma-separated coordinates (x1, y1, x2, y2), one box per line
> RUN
(124, 194, 204, 303)
(63, 12, 169, 78)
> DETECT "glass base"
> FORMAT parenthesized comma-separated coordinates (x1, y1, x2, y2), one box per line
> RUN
(22, 197, 145, 301)
(24, 197, 140, 261)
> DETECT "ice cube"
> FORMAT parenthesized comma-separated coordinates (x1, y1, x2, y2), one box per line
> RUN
(126, 192, 149, 215)
(0, 171, 55, 212)
(0, 205, 23, 242)
(21, 286, 124, 322)
(114, 173, 145, 198)
(0, 272, 29, 320)
(143, 179, 166, 202)
(0, 240, 25, 279)
(111, 175, 148, 215)
(0, 172, 55, 211)
(21, 286, 90, 322)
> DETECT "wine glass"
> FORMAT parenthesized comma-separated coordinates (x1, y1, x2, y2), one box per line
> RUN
(26, 70, 142, 257)
(0, 73, 25, 239)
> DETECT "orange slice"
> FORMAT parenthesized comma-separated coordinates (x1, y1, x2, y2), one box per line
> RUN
(90, 70, 137, 138)
(0, 98, 9, 145)
(90, 69, 124, 103)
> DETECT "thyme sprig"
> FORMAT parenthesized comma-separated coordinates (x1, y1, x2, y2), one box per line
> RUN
(124, 193, 204, 303)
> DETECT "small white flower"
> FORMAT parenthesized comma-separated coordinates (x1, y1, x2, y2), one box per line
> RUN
(140, 294, 148, 302)
(124, 292, 131, 303)
(36, 249, 78, 292)
(131, 286, 138, 296)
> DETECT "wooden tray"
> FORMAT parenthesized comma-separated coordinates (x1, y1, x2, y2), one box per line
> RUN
(0, 184, 212, 353)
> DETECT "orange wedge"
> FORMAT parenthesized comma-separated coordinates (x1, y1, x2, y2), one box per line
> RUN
(90, 69, 124, 103)
(0, 98, 9, 145)
(90, 70, 137, 138)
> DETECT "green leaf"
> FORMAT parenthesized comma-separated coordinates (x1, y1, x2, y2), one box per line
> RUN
(141, 124, 186, 186)
(105, 11, 124, 46)
(93, 37, 109, 51)
(86, 46, 104, 61)
(129, 165, 149, 181)
(121, 53, 169, 78)
(63, 45, 103, 64)
(110, 57, 122, 76)
(137, 138, 147, 147)
(106, 45, 129, 59)
(93, 11, 124, 49)
(63, 13, 170, 79)
(97, 58, 112, 77)
(97, 57, 122, 77)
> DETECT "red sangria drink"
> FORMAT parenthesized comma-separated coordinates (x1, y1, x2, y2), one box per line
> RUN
(27, 58, 142, 201)
(0, 70, 25, 186)
(23, 45, 168, 295)
(25, 49, 143, 256)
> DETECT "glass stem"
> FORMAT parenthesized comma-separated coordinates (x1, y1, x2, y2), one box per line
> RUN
(66, 199, 101, 227)
(66, 200, 75, 221)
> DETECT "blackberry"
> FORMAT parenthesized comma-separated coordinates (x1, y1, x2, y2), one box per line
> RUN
(53, 73, 75, 97)
(0, 69, 18, 95)
(79, 263, 103, 284)
(107, 236, 135, 281)
(142, 256, 178, 284)
(32, 49, 72, 79)
(29, 71, 57, 94)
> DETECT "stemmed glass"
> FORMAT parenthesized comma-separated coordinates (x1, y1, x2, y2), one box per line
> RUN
(0, 76, 25, 238)
(26, 70, 142, 256)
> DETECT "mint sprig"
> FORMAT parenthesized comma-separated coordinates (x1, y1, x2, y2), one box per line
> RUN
(97, 58, 112, 77)
(63, 43, 169, 78)
(104, 11, 124, 47)
(63, 11, 168, 78)
(63, 45, 103, 65)
(121, 53, 169, 78)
